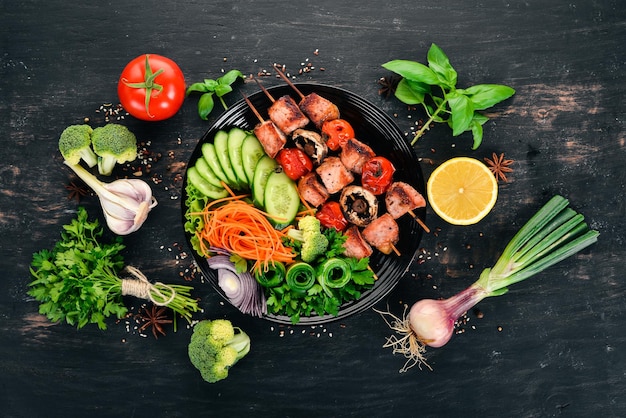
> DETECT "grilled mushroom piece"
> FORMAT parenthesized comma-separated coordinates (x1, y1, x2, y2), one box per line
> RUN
(339, 185, 379, 227)
(292, 129, 328, 165)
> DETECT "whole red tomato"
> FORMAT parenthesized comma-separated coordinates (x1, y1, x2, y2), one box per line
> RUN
(316, 201, 348, 231)
(275, 148, 313, 180)
(321, 119, 355, 151)
(361, 156, 396, 195)
(118, 54, 186, 121)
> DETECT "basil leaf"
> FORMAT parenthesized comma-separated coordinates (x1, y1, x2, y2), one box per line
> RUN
(404, 78, 432, 95)
(394, 79, 426, 105)
(382, 60, 440, 85)
(461, 84, 516, 110)
(470, 119, 484, 150)
(214, 83, 233, 98)
(472, 112, 490, 125)
(203, 79, 219, 89)
(218, 69, 244, 86)
(186, 82, 211, 95)
(448, 93, 474, 136)
(197, 92, 215, 120)
(427, 43, 457, 88)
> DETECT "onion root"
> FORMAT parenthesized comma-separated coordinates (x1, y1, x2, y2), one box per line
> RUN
(373, 305, 432, 372)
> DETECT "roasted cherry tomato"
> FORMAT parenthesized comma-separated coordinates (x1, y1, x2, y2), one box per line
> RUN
(321, 119, 355, 151)
(118, 54, 186, 121)
(316, 201, 349, 232)
(275, 148, 313, 180)
(361, 156, 396, 195)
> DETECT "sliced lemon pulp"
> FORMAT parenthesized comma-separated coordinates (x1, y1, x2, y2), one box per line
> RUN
(426, 157, 498, 225)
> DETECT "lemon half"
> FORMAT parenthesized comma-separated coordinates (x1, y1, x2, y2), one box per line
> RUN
(426, 157, 498, 225)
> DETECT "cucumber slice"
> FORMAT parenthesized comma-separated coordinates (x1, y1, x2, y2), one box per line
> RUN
(241, 134, 266, 184)
(226, 127, 249, 187)
(194, 157, 223, 188)
(263, 170, 300, 227)
(187, 166, 228, 200)
(201, 142, 230, 186)
(214, 130, 240, 188)
(252, 155, 278, 207)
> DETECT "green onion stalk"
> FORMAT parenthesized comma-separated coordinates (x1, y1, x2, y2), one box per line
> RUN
(376, 195, 599, 372)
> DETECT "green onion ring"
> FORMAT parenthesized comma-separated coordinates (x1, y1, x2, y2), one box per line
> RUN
(317, 258, 351, 296)
(254, 262, 286, 288)
(285, 262, 316, 294)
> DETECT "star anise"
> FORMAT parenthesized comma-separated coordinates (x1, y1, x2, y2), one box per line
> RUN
(378, 75, 400, 98)
(137, 305, 172, 339)
(484, 152, 514, 183)
(65, 181, 90, 202)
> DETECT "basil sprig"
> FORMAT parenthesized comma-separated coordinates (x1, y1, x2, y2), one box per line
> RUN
(186, 69, 245, 120)
(383, 43, 515, 149)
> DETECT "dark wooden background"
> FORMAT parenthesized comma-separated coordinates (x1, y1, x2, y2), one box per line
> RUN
(1, 1, 624, 417)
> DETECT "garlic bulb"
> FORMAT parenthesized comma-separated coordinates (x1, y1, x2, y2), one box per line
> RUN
(64, 161, 157, 235)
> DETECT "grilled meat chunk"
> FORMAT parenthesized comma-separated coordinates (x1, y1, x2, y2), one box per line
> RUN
(268, 95, 310, 135)
(253, 120, 287, 159)
(385, 181, 426, 219)
(343, 225, 373, 259)
(292, 129, 328, 165)
(339, 185, 379, 227)
(340, 138, 376, 174)
(362, 213, 399, 255)
(299, 92, 340, 128)
(315, 156, 354, 194)
(297, 172, 329, 207)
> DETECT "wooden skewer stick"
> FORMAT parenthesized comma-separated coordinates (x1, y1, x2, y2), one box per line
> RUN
(408, 209, 430, 233)
(253, 78, 275, 103)
(367, 265, 379, 281)
(241, 93, 265, 123)
(390, 243, 401, 257)
(273, 63, 305, 99)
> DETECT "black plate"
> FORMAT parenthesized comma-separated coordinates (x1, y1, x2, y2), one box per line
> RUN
(182, 83, 426, 325)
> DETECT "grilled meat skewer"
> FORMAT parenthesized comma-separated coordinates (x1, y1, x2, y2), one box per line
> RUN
(340, 137, 376, 174)
(385, 181, 426, 219)
(297, 172, 329, 207)
(242, 93, 287, 159)
(361, 213, 400, 255)
(254, 78, 310, 135)
(273, 64, 340, 128)
(315, 156, 354, 195)
(343, 225, 373, 259)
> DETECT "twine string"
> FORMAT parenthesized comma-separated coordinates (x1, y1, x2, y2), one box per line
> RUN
(120, 266, 176, 306)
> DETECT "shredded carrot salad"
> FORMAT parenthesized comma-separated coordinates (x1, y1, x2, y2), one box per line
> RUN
(193, 194, 297, 274)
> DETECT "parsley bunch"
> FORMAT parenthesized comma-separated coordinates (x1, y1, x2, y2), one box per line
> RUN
(28, 207, 199, 330)
(383, 43, 515, 149)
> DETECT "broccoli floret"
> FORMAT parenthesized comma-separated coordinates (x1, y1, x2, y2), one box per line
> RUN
(287, 215, 329, 263)
(301, 234, 330, 263)
(91, 123, 137, 176)
(188, 319, 251, 383)
(298, 215, 322, 235)
(58, 124, 98, 167)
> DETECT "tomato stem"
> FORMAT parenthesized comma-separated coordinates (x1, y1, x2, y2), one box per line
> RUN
(121, 54, 164, 119)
